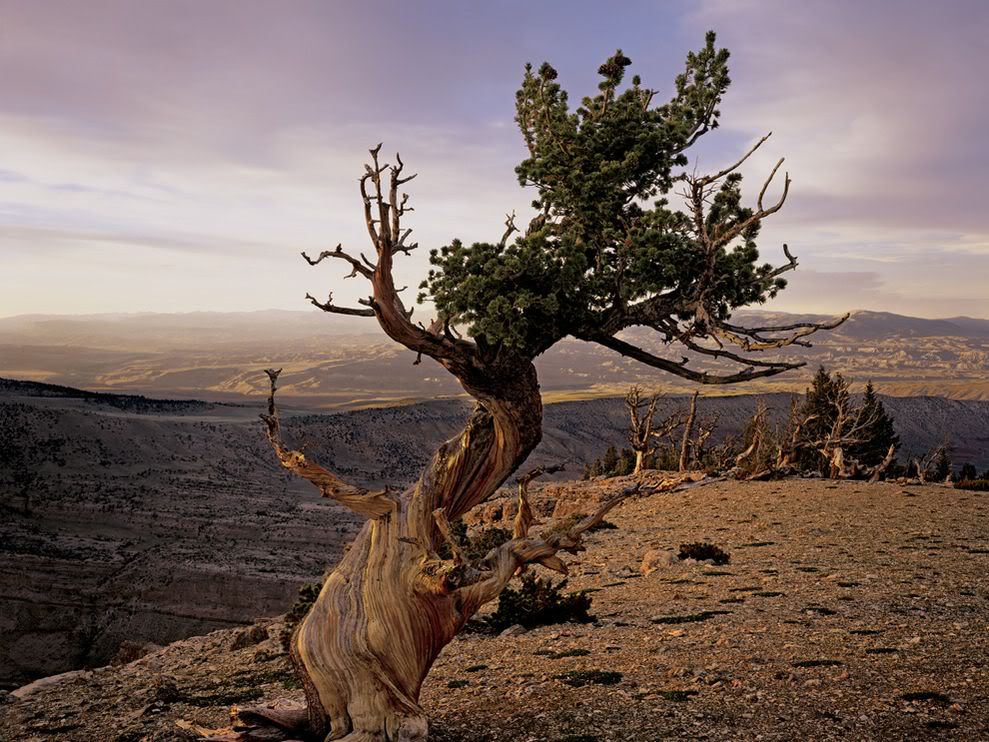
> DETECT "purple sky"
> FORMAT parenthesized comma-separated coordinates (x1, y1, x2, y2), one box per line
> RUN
(1, 0, 987, 319)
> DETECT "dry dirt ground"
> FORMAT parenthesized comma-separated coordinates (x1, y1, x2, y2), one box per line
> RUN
(2, 476, 987, 741)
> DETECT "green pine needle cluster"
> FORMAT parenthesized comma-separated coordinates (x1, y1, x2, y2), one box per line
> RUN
(418, 33, 787, 358)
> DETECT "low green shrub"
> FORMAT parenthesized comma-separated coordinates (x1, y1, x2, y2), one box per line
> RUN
(280, 582, 321, 650)
(541, 514, 617, 540)
(463, 526, 512, 562)
(438, 522, 512, 562)
(486, 572, 593, 632)
(900, 691, 951, 704)
(548, 648, 591, 659)
(554, 670, 622, 687)
(678, 542, 730, 565)
(660, 690, 697, 702)
(651, 610, 730, 625)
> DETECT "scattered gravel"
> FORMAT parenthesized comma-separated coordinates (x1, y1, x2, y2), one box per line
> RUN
(2, 477, 986, 741)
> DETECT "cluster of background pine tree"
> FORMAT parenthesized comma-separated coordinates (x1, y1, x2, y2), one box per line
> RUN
(584, 367, 988, 483)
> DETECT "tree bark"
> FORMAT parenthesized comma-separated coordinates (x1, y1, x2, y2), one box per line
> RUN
(289, 366, 543, 741)
(633, 449, 646, 476)
(678, 391, 698, 472)
(624, 386, 658, 477)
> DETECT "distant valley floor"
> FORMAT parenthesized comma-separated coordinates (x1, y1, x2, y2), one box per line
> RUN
(3, 308, 989, 405)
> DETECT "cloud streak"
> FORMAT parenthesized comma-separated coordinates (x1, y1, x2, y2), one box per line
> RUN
(0, 0, 985, 318)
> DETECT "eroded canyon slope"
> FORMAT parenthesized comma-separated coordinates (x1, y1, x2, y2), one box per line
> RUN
(2, 379, 988, 691)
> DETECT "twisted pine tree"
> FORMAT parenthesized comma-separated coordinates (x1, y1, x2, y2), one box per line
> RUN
(798, 366, 850, 474)
(851, 381, 900, 467)
(255, 33, 845, 741)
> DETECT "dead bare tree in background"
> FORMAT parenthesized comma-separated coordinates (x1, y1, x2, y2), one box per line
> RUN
(625, 386, 662, 475)
(624, 386, 716, 475)
(677, 391, 699, 471)
(912, 440, 951, 484)
(687, 413, 720, 470)
(802, 386, 888, 479)
(736, 392, 895, 482)
(733, 402, 775, 479)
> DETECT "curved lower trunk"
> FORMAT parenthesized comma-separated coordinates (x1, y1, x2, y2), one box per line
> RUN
(294, 369, 543, 741)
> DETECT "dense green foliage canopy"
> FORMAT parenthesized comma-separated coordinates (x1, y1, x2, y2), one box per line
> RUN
(851, 381, 900, 467)
(307, 33, 842, 386)
(420, 33, 794, 362)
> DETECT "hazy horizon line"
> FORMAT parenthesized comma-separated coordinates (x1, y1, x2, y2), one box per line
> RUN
(1, 306, 987, 323)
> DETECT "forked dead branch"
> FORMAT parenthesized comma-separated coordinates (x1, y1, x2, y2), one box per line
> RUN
(206, 34, 846, 742)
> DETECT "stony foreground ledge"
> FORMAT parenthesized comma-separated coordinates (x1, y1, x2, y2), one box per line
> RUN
(2, 477, 987, 741)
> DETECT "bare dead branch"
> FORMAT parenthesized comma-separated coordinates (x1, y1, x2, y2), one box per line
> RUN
(499, 211, 518, 249)
(912, 440, 949, 483)
(720, 307, 848, 336)
(333, 145, 482, 370)
(513, 462, 566, 539)
(776, 406, 817, 470)
(587, 333, 802, 384)
(678, 334, 805, 369)
(458, 474, 716, 611)
(625, 386, 662, 473)
(715, 168, 790, 248)
(651, 408, 687, 447)
(757, 158, 785, 212)
(734, 404, 767, 472)
(697, 132, 772, 186)
(691, 414, 719, 465)
(305, 292, 376, 317)
(394, 228, 418, 256)
(260, 369, 395, 519)
(301, 245, 373, 280)
(867, 444, 897, 483)
(359, 175, 379, 246)
(678, 391, 699, 472)
(698, 305, 850, 354)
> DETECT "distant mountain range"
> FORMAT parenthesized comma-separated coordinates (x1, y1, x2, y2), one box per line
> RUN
(1, 308, 988, 405)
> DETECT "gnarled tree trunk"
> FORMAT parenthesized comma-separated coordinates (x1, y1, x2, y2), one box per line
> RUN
(632, 449, 646, 476)
(266, 366, 543, 740)
(223, 129, 846, 739)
